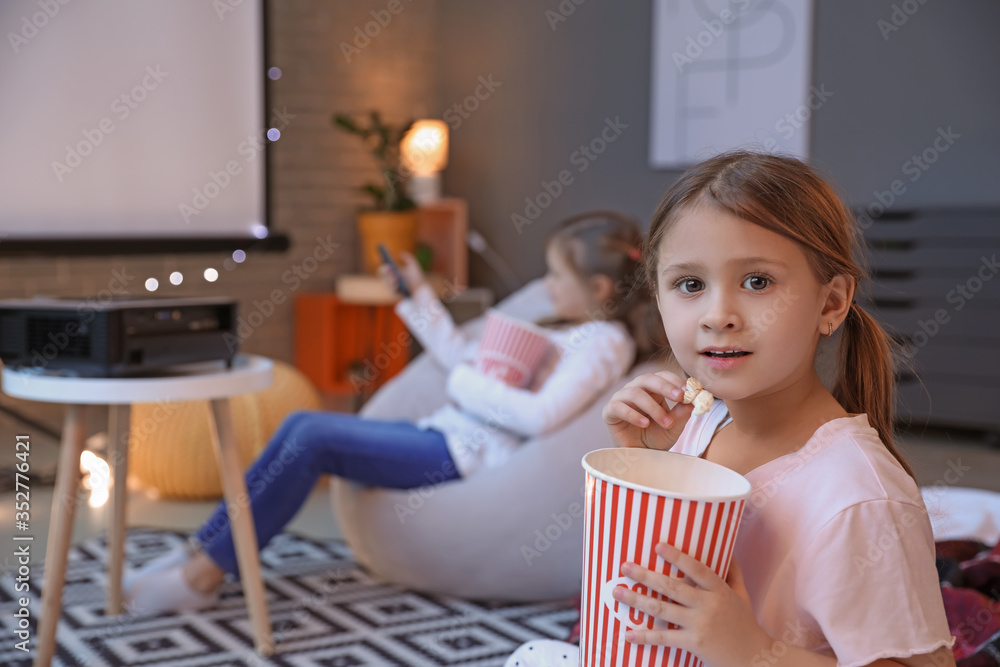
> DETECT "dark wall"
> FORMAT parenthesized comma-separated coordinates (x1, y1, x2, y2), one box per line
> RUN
(433, 0, 1000, 298)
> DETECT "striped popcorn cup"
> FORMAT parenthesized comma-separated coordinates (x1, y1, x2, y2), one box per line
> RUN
(476, 309, 551, 388)
(580, 448, 752, 667)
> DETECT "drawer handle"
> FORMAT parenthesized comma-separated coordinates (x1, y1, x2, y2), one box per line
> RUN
(855, 209, 916, 222)
(869, 240, 916, 251)
(871, 298, 916, 309)
(872, 269, 915, 280)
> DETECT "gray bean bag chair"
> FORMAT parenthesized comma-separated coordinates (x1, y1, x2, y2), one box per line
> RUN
(329, 279, 669, 601)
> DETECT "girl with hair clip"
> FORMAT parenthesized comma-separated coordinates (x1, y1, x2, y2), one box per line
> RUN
(506, 151, 956, 667)
(124, 211, 666, 615)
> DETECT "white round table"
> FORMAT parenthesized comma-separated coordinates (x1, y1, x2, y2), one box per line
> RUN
(1, 354, 277, 663)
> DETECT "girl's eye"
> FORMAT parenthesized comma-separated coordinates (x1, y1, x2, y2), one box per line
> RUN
(744, 274, 771, 291)
(675, 277, 704, 294)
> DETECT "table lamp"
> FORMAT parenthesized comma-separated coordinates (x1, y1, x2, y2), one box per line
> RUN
(401, 119, 448, 205)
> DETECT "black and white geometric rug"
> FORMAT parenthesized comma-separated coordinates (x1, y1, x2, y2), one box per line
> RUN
(0, 529, 578, 666)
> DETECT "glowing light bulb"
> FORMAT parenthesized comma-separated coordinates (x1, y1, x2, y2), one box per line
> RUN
(204, 268, 219, 282)
(79, 451, 111, 508)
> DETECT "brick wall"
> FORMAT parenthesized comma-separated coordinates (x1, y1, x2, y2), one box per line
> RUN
(0, 0, 440, 369)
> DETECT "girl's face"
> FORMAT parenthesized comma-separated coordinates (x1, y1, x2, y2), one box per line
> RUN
(544, 243, 593, 321)
(655, 203, 832, 401)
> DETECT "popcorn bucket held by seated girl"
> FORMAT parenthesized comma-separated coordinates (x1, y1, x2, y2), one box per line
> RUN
(475, 309, 551, 388)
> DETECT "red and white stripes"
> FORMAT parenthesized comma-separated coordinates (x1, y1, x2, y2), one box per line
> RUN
(476, 310, 550, 387)
(580, 470, 747, 667)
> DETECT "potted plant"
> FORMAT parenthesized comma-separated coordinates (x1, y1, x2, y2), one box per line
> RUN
(333, 110, 419, 274)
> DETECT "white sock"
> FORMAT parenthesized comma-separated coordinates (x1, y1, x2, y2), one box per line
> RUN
(122, 546, 190, 593)
(123, 564, 219, 615)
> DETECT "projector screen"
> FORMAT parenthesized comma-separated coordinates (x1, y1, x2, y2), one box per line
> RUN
(0, 0, 271, 249)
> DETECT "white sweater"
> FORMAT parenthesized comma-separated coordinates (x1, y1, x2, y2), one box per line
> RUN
(394, 284, 635, 478)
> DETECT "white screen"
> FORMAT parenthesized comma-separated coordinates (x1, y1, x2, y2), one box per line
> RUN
(0, 0, 265, 239)
(649, 0, 814, 168)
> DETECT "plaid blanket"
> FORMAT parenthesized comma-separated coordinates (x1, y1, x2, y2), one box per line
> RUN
(937, 540, 1000, 666)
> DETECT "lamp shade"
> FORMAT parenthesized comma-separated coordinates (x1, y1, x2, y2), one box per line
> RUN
(401, 120, 448, 175)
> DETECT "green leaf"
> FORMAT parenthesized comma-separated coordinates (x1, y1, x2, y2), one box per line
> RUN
(333, 114, 358, 133)
(362, 183, 385, 199)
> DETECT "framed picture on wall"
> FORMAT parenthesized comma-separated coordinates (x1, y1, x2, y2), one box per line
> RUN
(649, 0, 816, 168)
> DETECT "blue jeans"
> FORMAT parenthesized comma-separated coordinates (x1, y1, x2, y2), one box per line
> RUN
(194, 411, 459, 574)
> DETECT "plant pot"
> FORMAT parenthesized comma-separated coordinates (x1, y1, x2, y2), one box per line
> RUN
(357, 210, 418, 274)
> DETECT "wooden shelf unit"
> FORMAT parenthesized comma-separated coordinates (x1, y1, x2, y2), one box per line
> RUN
(294, 293, 411, 396)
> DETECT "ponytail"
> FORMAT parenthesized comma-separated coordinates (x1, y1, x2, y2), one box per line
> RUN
(834, 303, 916, 479)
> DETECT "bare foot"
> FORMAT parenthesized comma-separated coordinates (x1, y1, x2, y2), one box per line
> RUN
(183, 551, 226, 594)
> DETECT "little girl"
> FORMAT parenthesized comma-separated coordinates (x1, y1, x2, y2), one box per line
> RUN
(125, 211, 662, 613)
(506, 152, 956, 667)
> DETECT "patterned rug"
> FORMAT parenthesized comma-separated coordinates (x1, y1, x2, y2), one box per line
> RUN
(0, 529, 578, 666)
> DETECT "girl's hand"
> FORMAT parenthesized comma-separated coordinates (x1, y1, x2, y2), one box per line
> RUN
(612, 545, 772, 667)
(377, 251, 427, 296)
(602, 370, 695, 451)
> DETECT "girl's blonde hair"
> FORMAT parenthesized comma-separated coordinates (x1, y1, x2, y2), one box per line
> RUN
(642, 150, 914, 478)
(543, 210, 668, 367)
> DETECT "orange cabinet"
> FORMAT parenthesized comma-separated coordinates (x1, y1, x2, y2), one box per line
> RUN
(294, 293, 411, 395)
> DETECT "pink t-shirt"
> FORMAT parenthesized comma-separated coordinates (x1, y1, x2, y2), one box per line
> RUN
(670, 400, 955, 667)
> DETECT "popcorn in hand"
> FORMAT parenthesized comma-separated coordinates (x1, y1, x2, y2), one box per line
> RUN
(681, 377, 714, 416)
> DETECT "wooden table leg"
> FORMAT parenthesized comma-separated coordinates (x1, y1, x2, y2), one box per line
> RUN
(34, 405, 87, 667)
(206, 398, 274, 656)
(106, 404, 130, 616)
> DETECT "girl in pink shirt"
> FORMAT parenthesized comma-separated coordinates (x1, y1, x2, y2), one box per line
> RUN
(507, 151, 956, 667)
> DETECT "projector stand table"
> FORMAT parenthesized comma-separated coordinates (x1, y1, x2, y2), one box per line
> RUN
(0, 355, 276, 664)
